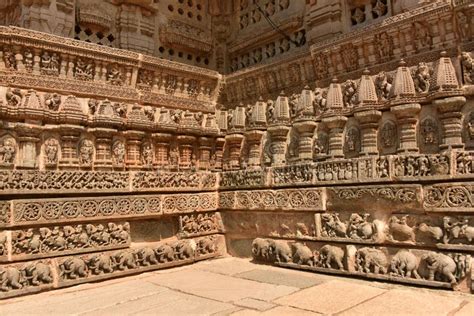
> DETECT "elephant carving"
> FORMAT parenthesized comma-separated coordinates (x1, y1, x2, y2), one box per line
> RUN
(113, 251, 137, 270)
(174, 240, 195, 260)
(0, 267, 23, 291)
(22, 262, 53, 285)
(135, 248, 158, 266)
(155, 244, 175, 263)
(88, 254, 114, 274)
(356, 247, 388, 274)
(421, 252, 457, 284)
(197, 237, 216, 255)
(60, 257, 88, 280)
(317, 245, 345, 270)
(292, 243, 315, 266)
(389, 250, 420, 279)
(252, 238, 271, 261)
(269, 240, 292, 263)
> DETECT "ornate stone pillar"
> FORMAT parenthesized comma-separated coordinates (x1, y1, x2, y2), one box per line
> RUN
(58, 125, 83, 169)
(322, 116, 348, 158)
(124, 130, 144, 170)
(177, 135, 196, 170)
(434, 96, 466, 151)
(152, 133, 172, 170)
(391, 103, 421, 153)
(267, 126, 290, 165)
(244, 130, 264, 168)
(354, 110, 382, 155)
(15, 123, 42, 169)
(213, 137, 225, 171)
(224, 134, 244, 170)
(293, 121, 318, 161)
(198, 137, 212, 171)
(92, 128, 115, 170)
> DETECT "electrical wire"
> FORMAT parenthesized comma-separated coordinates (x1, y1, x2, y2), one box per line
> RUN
(254, 1, 305, 47)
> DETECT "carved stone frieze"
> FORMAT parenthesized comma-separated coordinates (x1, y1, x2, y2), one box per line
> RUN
(0, 171, 129, 194)
(8, 222, 131, 261)
(424, 183, 474, 211)
(56, 235, 223, 286)
(179, 212, 223, 238)
(219, 187, 324, 212)
(251, 238, 471, 289)
(226, 213, 316, 239)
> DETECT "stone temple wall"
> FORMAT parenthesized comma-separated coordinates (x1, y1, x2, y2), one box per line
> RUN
(0, 0, 474, 299)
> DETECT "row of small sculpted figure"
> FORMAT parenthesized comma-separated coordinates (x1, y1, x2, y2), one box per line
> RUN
(59, 236, 218, 280)
(0, 236, 218, 292)
(321, 213, 474, 245)
(12, 223, 130, 255)
(251, 238, 469, 285)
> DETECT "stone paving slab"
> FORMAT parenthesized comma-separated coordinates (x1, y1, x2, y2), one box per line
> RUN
(81, 289, 235, 315)
(230, 306, 321, 316)
(234, 298, 276, 311)
(339, 288, 465, 316)
(144, 269, 299, 302)
(275, 279, 386, 314)
(195, 257, 263, 276)
(235, 268, 326, 288)
(454, 301, 474, 316)
(0, 279, 168, 315)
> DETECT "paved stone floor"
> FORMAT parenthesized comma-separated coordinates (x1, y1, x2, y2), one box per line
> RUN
(2, 257, 474, 315)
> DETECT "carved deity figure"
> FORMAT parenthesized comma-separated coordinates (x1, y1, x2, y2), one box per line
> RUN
(41, 51, 60, 75)
(75, 58, 94, 80)
(112, 141, 125, 165)
(374, 32, 393, 61)
(141, 142, 153, 166)
(169, 146, 180, 167)
(420, 118, 438, 145)
(413, 62, 431, 93)
(44, 93, 61, 111)
(0, 137, 16, 165)
(375, 71, 392, 101)
(461, 52, 474, 85)
(6, 88, 22, 107)
(343, 80, 358, 107)
(313, 88, 327, 113)
(23, 49, 33, 71)
(107, 64, 122, 85)
(44, 138, 59, 165)
(79, 139, 94, 166)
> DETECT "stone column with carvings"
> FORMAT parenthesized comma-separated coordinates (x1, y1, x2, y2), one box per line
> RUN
(16, 123, 42, 169)
(354, 70, 381, 155)
(124, 130, 144, 170)
(391, 104, 421, 153)
(198, 137, 212, 171)
(177, 135, 196, 170)
(294, 121, 318, 161)
(321, 116, 348, 158)
(92, 128, 115, 170)
(354, 110, 382, 155)
(244, 130, 265, 168)
(267, 92, 291, 165)
(390, 60, 421, 153)
(431, 52, 465, 151)
(224, 134, 244, 170)
(152, 133, 172, 170)
(213, 137, 225, 171)
(58, 125, 83, 169)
